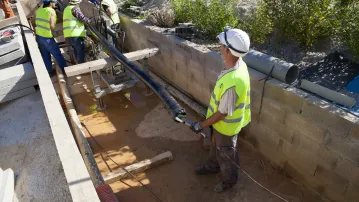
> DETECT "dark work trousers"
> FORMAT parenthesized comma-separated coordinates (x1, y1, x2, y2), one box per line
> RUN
(205, 129, 239, 184)
(66, 37, 85, 64)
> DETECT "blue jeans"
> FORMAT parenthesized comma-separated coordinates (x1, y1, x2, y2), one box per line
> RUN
(36, 35, 67, 72)
(66, 37, 85, 64)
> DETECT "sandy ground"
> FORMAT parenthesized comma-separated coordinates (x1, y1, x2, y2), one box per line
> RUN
(0, 91, 72, 202)
(73, 85, 322, 202)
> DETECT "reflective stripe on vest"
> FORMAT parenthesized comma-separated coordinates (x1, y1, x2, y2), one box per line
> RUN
(63, 5, 85, 38)
(35, 7, 55, 38)
(206, 60, 251, 136)
(102, 0, 120, 25)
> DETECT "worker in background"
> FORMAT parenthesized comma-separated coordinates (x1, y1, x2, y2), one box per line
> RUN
(190, 27, 251, 193)
(63, 0, 90, 64)
(0, 0, 14, 19)
(35, 0, 67, 75)
(99, 0, 119, 25)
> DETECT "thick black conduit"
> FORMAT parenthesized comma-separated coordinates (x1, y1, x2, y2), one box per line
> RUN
(85, 22, 186, 120)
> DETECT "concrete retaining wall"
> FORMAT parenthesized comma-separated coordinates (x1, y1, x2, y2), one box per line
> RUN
(118, 15, 359, 201)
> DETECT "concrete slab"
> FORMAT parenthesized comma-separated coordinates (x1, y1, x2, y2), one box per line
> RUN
(0, 78, 37, 96)
(0, 62, 35, 87)
(0, 92, 72, 201)
(0, 168, 14, 202)
(0, 27, 23, 56)
(0, 46, 26, 68)
(0, 86, 35, 103)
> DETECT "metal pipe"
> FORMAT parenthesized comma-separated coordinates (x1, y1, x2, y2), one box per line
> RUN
(243, 50, 299, 84)
(56, 67, 105, 187)
(84, 22, 186, 120)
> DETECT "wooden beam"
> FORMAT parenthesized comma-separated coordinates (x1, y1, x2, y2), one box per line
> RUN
(65, 48, 159, 77)
(0, 16, 18, 28)
(104, 151, 173, 184)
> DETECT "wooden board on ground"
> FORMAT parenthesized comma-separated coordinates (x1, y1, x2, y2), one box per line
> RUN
(104, 151, 173, 184)
(65, 48, 159, 77)
(0, 168, 14, 202)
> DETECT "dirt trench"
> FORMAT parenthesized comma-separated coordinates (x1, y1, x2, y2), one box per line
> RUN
(72, 85, 322, 202)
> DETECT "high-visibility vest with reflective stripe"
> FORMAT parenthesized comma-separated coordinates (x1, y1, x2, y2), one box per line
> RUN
(206, 60, 251, 136)
(63, 5, 85, 38)
(35, 7, 55, 38)
(102, 0, 120, 25)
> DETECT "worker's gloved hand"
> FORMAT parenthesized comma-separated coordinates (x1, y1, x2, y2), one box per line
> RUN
(190, 122, 203, 134)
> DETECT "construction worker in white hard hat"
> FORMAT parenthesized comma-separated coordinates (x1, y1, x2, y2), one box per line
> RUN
(63, 0, 90, 64)
(190, 27, 251, 193)
(99, 0, 119, 25)
(35, 0, 67, 76)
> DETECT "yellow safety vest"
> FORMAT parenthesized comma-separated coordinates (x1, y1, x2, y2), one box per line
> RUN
(63, 5, 85, 38)
(35, 7, 55, 38)
(102, 0, 120, 25)
(206, 60, 251, 136)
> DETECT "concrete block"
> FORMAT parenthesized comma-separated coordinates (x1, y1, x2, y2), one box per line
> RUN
(248, 122, 281, 148)
(187, 60, 205, 103)
(0, 27, 22, 56)
(204, 52, 223, 73)
(279, 140, 318, 175)
(314, 165, 349, 193)
(327, 135, 359, 163)
(248, 67, 266, 93)
(0, 78, 37, 96)
(0, 46, 26, 67)
(334, 157, 359, 183)
(301, 95, 359, 137)
(256, 140, 287, 168)
(283, 161, 325, 195)
(350, 122, 359, 142)
(261, 98, 287, 123)
(0, 87, 35, 103)
(292, 132, 339, 170)
(260, 111, 294, 143)
(0, 62, 34, 87)
(250, 89, 261, 113)
(264, 79, 308, 113)
(285, 113, 327, 143)
(344, 183, 359, 202)
(322, 186, 347, 202)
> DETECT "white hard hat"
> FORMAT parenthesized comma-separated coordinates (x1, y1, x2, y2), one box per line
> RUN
(69, 0, 82, 4)
(217, 28, 250, 58)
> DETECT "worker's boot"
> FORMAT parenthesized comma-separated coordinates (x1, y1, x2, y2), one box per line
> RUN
(214, 181, 235, 193)
(195, 164, 219, 175)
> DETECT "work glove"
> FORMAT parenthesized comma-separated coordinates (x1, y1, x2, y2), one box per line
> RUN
(190, 122, 203, 134)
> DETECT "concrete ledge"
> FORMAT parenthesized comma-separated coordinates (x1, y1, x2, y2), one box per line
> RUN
(16, 3, 100, 202)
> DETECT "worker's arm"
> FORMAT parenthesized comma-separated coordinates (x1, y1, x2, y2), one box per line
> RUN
(71, 6, 91, 24)
(200, 112, 226, 128)
(49, 9, 56, 30)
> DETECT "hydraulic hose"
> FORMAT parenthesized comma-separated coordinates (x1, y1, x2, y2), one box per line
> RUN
(84, 22, 186, 121)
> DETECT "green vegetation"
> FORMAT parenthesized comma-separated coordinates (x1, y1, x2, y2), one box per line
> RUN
(171, 0, 238, 39)
(171, 0, 359, 59)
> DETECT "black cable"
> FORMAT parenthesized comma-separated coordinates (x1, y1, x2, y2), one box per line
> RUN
(0, 23, 35, 33)
(81, 121, 164, 202)
(257, 65, 275, 123)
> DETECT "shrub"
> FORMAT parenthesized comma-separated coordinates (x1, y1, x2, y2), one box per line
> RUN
(172, 0, 239, 39)
(147, 7, 175, 27)
(240, 2, 273, 45)
(336, 1, 359, 60)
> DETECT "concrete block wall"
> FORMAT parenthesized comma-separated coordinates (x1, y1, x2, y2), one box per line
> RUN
(118, 15, 359, 202)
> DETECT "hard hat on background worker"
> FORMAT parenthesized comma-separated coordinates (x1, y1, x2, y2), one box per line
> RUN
(69, 0, 82, 4)
(217, 27, 250, 58)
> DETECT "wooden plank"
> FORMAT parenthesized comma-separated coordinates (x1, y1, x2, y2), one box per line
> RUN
(104, 151, 173, 184)
(0, 168, 14, 202)
(16, 3, 101, 202)
(0, 86, 35, 103)
(0, 78, 37, 96)
(65, 48, 159, 77)
(0, 16, 19, 28)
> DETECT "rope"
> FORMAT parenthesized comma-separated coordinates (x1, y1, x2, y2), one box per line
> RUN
(219, 148, 289, 202)
(81, 121, 164, 202)
(257, 65, 275, 123)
